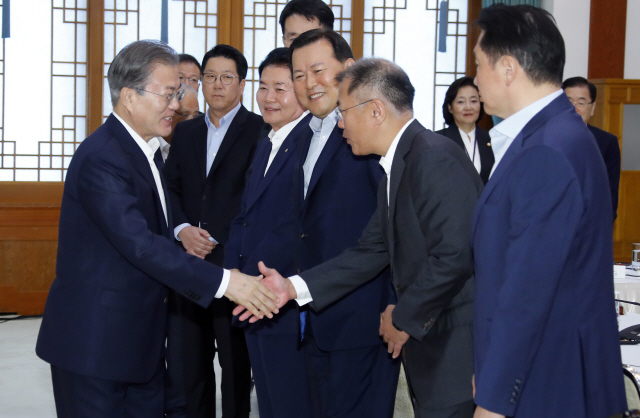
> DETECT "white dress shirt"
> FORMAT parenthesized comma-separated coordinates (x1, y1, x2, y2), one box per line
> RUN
(157, 136, 171, 162)
(113, 112, 230, 298)
(457, 127, 481, 174)
(265, 111, 310, 175)
(289, 118, 415, 305)
(489, 89, 563, 178)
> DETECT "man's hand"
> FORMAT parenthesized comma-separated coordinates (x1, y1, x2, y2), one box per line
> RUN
(379, 305, 409, 359)
(224, 269, 280, 320)
(473, 406, 505, 418)
(232, 261, 296, 322)
(178, 226, 215, 259)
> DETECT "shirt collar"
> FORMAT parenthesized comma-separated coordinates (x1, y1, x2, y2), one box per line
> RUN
(309, 108, 339, 133)
(269, 110, 310, 141)
(205, 101, 242, 130)
(379, 118, 415, 177)
(112, 111, 159, 159)
(491, 89, 563, 140)
(458, 126, 476, 142)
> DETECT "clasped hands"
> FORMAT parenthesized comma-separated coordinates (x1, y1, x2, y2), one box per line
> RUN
(379, 305, 409, 359)
(232, 262, 297, 322)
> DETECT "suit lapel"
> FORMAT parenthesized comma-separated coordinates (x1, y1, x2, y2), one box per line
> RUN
(107, 115, 169, 236)
(305, 125, 343, 201)
(244, 136, 273, 209)
(207, 105, 249, 180)
(189, 116, 208, 181)
(447, 125, 466, 150)
(472, 94, 572, 235)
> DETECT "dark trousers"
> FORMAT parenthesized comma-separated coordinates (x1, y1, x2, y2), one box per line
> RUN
(178, 295, 251, 418)
(50, 362, 164, 418)
(303, 329, 400, 418)
(164, 291, 187, 418)
(413, 400, 475, 418)
(245, 332, 312, 418)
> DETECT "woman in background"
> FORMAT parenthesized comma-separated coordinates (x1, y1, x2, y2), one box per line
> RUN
(437, 76, 494, 184)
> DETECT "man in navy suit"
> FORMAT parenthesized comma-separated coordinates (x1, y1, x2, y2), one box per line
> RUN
(280, 29, 399, 418)
(470, 5, 626, 417)
(163, 44, 264, 418)
(225, 47, 312, 418)
(35, 40, 279, 418)
(563, 76, 621, 220)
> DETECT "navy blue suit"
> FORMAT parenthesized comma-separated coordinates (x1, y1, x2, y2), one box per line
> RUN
(472, 95, 627, 417)
(293, 123, 400, 418)
(225, 114, 314, 418)
(588, 124, 621, 220)
(36, 115, 224, 416)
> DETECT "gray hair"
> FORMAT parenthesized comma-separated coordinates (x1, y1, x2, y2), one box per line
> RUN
(336, 58, 414, 114)
(107, 40, 179, 106)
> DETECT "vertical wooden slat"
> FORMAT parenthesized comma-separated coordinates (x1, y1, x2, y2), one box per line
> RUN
(588, 0, 627, 79)
(350, 0, 364, 60)
(86, 0, 104, 136)
(218, 0, 244, 51)
(465, 0, 481, 78)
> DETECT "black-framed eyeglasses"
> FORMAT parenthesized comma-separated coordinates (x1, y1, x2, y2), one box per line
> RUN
(137, 87, 185, 104)
(202, 73, 238, 85)
(174, 110, 199, 120)
(179, 76, 200, 86)
(336, 99, 375, 122)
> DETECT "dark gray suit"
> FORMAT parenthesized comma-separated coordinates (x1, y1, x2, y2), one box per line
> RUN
(300, 120, 483, 414)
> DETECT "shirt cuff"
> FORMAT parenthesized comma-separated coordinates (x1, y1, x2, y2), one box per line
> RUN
(214, 269, 231, 299)
(289, 275, 313, 306)
(174, 223, 190, 241)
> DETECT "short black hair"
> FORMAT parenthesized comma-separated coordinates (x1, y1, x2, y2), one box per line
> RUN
(562, 76, 596, 102)
(279, 0, 334, 34)
(259, 48, 291, 78)
(178, 53, 201, 72)
(201, 44, 248, 80)
(477, 4, 565, 86)
(442, 77, 485, 126)
(336, 58, 414, 114)
(289, 29, 353, 66)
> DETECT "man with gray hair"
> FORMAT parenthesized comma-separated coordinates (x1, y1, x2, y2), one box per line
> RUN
(239, 58, 483, 417)
(35, 40, 279, 418)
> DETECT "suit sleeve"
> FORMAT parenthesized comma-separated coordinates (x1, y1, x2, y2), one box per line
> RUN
(391, 148, 478, 340)
(163, 123, 191, 228)
(605, 136, 621, 220)
(303, 202, 391, 312)
(78, 147, 222, 308)
(474, 147, 583, 416)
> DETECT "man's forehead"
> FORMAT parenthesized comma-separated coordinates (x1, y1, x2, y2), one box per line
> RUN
(293, 40, 336, 67)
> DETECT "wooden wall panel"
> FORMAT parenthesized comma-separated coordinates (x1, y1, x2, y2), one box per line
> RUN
(588, 0, 627, 79)
(591, 79, 640, 262)
(0, 182, 63, 314)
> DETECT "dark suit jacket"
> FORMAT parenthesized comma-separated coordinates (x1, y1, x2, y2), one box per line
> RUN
(472, 95, 626, 417)
(225, 113, 314, 334)
(301, 120, 482, 409)
(588, 124, 621, 220)
(293, 123, 394, 352)
(163, 105, 264, 265)
(36, 115, 223, 383)
(436, 124, 494, 184)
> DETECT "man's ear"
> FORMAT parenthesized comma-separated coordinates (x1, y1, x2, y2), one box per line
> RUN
(590, 101, 596, 118)
(502, 55, 517, 87)
(371, 99, 386, 126)
(120, 87, 136, 112)
(239, 78, 246, 94)
(344, 58, 355, 69)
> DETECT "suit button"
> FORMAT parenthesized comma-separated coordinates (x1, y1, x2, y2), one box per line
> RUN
(297, 269, 301, 274)
(300, 233, 307, 238)
(164, 297, 168, 304)
(243, 222, 248, 227)
(201, 195, 207, 201)
(510, 398, 516, 404)
(515, 379, 522, 384)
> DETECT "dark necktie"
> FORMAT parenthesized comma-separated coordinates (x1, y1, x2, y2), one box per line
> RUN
(154, 148, 165, 171)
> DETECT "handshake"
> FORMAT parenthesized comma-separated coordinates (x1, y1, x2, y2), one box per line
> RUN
(225, 262, 297, 322)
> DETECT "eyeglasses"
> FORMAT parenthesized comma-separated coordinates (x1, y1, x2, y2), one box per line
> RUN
(137, 88, 185, 104)
(174, 110, 199, 120)
(202, 73, 238, 85)
(179, 76, 200, 86)
(570, 100, 594, 108)
(336, 99, 375, 122)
